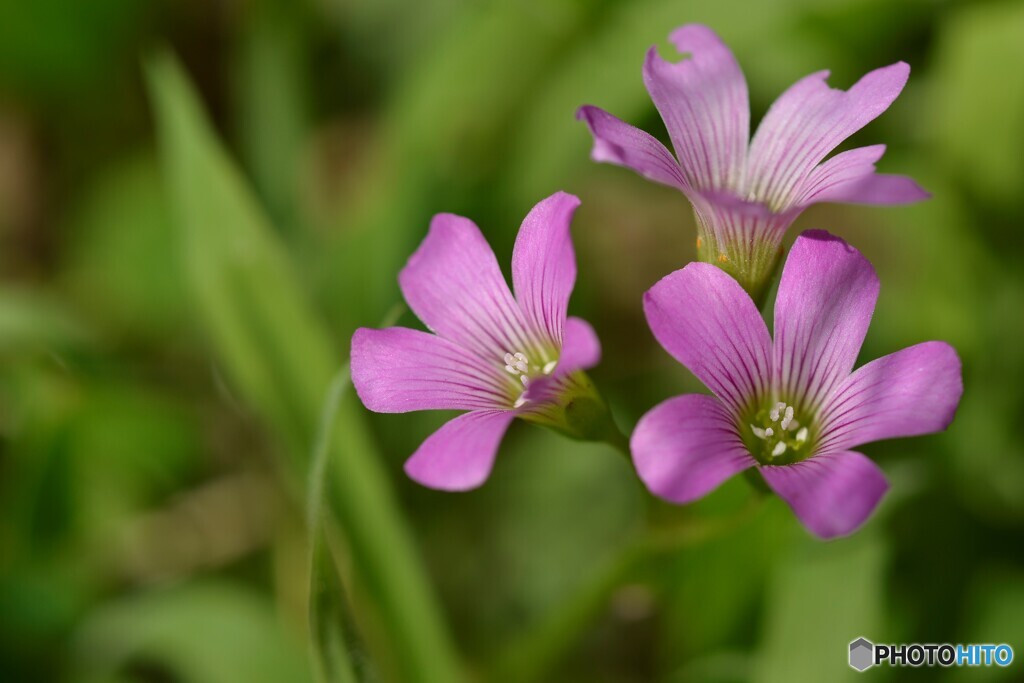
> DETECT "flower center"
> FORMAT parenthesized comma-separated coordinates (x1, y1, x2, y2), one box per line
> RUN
(503, 350, 558, 408)
(745, 401, 812, 465)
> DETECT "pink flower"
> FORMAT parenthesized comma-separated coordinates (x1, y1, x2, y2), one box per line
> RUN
(633, 231, 962, 539)
(578, 24, 928, 301)
(351, 193, 605, 491)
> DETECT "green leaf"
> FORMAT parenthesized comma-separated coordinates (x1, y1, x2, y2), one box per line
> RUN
(146, 50, 334, 450)
(145, 51, 464, 683)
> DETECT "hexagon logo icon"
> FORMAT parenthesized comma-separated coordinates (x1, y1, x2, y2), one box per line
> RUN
(849, 637, 875, 671)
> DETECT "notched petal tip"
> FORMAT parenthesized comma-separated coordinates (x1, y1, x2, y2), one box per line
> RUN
(401, 212, 480, 279)
(790, 230, 877, 273)
(667, 23, 727, 52)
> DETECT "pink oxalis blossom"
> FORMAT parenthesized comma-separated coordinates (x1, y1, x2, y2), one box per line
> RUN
(632, 231, 962, 539)
(578, 24, 928, 301)
(352, 192, 610, 491)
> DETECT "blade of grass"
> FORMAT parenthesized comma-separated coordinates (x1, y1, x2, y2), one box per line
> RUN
(146, 51, 464, 683)
(308, 366, 360, 683)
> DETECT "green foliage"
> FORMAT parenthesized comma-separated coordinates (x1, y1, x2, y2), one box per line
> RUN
(70, 582, 314, 683)
(932, 1, 1024, 212)
(1, 1, 1022, 682)
(754, 532, 886, 683)
(146, 52, 463, 683)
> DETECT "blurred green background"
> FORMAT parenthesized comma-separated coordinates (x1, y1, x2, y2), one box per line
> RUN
(2, 0, 1023, 681)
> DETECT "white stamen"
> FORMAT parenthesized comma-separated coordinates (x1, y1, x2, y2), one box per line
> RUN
(769, 406, 780, 422)
(771, 441, 787, 458)
(751, 425, 767, 439)
(781, 405, 795, 430)
(504, 350, 531, 375)
(503, 349, 553, 409)
(764, 427, 774, 438)
(795, 427, 808, 443)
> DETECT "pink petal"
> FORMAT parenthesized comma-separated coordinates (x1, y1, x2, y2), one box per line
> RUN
(351, 327, 510, 413)
(516, 316, 601, 407)
(575, 105, 689, 190)
(404, 410, 515, 491)
(816, 342, 963, 454)
(796, 144, 930, 206)
(747, 62, 910, 209)
(644, 263, 771, 416)
(760, 450, 889, 539)
(399, 213, 534, 361)
(808, 173, 930, 206)
(632, 393, 756, 504)
(511, 192, 580, 345)
(642, 24, 750, 190)
(773, 231, 878, 412)
(557, 316, 601, 376)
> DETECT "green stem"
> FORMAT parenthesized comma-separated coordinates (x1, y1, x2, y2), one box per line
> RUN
(601, 419, 631, 458)
(308, 368, 360, 683)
